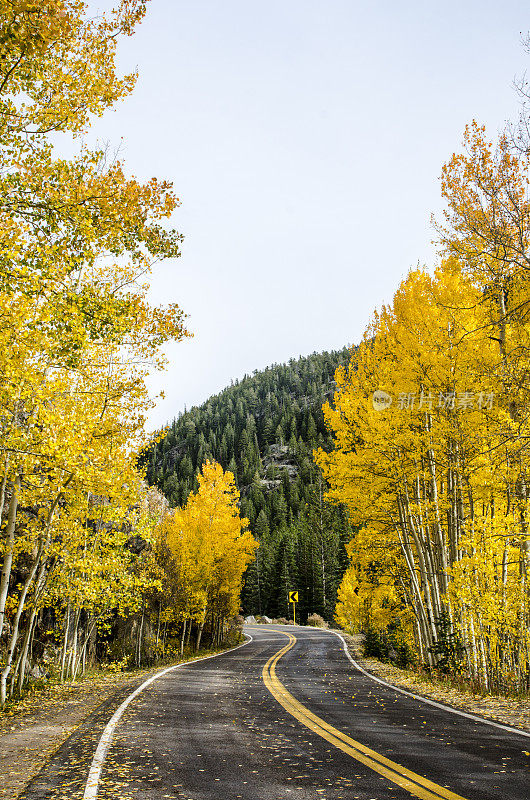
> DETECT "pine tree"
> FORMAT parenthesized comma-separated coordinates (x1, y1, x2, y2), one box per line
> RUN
(144, 347, 352, 621)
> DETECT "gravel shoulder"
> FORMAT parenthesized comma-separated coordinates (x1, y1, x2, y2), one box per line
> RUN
(0, 667, 159, 800)
(333, 628, 530, 734)
(0, 645, 236, 800)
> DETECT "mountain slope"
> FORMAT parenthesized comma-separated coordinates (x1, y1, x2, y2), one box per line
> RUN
(145, 347, 354, 621)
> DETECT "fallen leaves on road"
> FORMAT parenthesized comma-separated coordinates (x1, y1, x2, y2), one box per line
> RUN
(335, 630, 530, 733)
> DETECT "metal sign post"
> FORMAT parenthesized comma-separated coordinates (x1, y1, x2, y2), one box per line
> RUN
(288, 590, 298, 625)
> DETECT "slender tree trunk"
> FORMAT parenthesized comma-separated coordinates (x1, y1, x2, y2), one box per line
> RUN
(155, 602, 161, 656)
(162, 619, 168, 657)
(12, 554, 50, 697)
(69, 608, 82, 682)
(15, 607, 38, 697)
(137, 605, 145, 668)
(0, 477, 20, 641)
(78, 618, 96, 677)
(180, 619, 187, 656)
(0, 540, 43, 706)
(196, 620, 204, 652)
(60, 604, 71, 682)
(0, 459, 9, 527)
(396, 497, 437, 663)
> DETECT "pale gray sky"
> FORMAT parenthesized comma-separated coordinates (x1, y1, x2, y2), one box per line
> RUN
(85, 0, 530, 428)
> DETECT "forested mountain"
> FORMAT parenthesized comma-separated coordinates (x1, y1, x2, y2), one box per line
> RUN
(144, 348, 355, 622)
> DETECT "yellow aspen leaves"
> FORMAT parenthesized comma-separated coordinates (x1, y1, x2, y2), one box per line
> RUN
(319, 250, 530, 690)
(0, 1, 189, 704)
(158, 461, 258, 644)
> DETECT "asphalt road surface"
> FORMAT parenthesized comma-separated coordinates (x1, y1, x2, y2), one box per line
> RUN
(20, 625, 529, 800)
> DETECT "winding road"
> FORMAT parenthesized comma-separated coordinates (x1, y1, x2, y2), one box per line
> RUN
(20, 625, 529, 800)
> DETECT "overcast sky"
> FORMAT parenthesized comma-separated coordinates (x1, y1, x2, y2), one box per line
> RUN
(85, 0, 530, 428)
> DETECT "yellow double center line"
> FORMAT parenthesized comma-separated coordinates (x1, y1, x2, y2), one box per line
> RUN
(262, 632, 469, 800)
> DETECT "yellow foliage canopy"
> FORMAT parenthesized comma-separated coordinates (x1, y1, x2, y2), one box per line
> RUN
(160, 461, 258, 627)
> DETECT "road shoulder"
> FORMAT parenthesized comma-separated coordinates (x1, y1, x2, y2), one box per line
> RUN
(331, 628, 530, 734)
(0, 644, 239, 800)
(0, 667, 165, 800)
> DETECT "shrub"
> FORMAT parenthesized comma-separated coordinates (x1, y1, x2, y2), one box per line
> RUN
(363, 627, 389, 660)
(363, 624, 414, 668)
(306, 613, 328, 628)
(107, 656, 130, 674)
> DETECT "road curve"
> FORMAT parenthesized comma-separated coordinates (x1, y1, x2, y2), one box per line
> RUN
(20, 625, 529, 800)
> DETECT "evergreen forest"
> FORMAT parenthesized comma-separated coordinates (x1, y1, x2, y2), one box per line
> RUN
(144, 348, 354, 622)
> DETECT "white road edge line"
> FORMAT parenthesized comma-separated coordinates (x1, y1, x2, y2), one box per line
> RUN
(83, 634, 254, 800)
(330, 630, 530, 739)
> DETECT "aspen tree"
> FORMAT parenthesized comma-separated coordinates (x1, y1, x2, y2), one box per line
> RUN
(162, 461, 257, 649)
(318, 259, 530, 687)
(0, 1, 190, 703)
